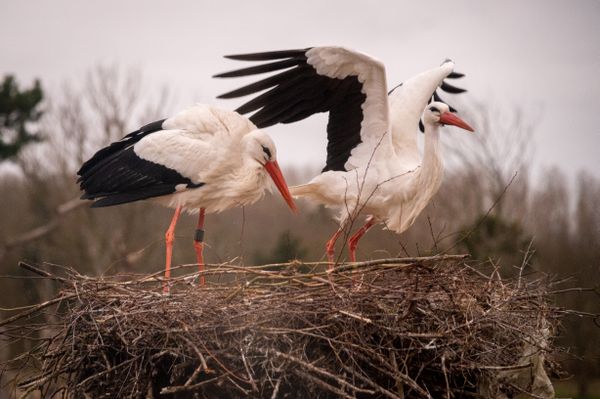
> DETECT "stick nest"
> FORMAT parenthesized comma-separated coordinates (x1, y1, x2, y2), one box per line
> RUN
(4, 255, 562, 398)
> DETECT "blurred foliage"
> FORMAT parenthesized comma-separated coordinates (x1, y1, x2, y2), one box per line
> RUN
(461, 214, 533, 272)
(0, 75, 44, 160)
(554, 380, 600, 399)
(253, 229, 309, 271)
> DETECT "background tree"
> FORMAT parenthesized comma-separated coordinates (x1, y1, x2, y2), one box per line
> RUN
(0, 76, 44, 160)
(253, 229, 308, 270)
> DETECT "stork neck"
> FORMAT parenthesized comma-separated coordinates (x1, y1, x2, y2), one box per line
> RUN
(419, 123, 443, 185)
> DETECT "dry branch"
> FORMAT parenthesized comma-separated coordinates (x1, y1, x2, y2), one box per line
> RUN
(0, 197, 85, 261)
(1, 255, 564, 398)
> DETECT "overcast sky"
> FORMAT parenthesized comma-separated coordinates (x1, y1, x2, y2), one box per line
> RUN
(2, 0, 599, 179)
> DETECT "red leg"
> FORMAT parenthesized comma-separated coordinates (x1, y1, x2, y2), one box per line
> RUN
(348, 217, 375, 262)
(163, 206, 182, 294)
(193, 208, 206, 286)
(325, 228, 343, 270)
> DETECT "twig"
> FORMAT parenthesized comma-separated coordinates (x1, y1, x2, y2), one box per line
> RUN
(0, 197, 85, 261)
(442, 171, 518, 253)
(0, 293, 78, 328)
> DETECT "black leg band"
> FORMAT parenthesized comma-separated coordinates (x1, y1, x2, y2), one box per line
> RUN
(194, 229, 205, 243)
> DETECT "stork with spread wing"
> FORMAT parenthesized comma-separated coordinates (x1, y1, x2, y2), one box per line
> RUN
(215, 47, 474, 264)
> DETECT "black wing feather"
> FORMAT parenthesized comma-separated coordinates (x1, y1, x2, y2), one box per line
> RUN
(89, 185, 178, 208)
(249, 77, 332, 127)
(215, 48, 365, 172)
(77, 119, 166, 177)
(78, 122, 204, 207)
(440, 81, 467, 94)
(213, 58, 302, 78)
(234, 71, 315, 115)
(417, 72, 467, 132)
(433, 92, 457, 112)
(447, 72, 465, 79)
(223, 49, 309, 61)
(217, 67, 305, 99)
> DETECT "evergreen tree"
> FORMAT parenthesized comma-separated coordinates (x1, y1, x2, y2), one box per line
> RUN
(0, 75, 44, 160)
(460, 214, 533, 275)
(253, 230, 308, 270)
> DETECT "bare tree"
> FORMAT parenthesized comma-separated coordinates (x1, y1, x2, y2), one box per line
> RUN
(444, 101, 538, 217)
(1, 65, 175, 273)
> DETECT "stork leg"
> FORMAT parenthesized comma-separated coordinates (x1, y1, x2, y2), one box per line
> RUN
(325, 228, 343, 270)
(193, 208, 206, 286)
(348, 216, 375, 262)
(163, 206, 182, 294)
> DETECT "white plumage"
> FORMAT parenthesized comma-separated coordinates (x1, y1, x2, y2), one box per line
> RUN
(135, 106, 279, 212)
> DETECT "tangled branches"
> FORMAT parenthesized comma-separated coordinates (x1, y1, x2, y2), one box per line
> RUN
(2, 255, 562, 398)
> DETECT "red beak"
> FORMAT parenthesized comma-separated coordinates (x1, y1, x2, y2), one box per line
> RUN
(439, 112, 475, 132)
(264, 160, 298, 213)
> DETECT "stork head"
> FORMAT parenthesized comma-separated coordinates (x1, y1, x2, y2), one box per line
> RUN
(423, 102, 474, 132)
(243, 130, 297, 213)
(244, 130, 279, 164)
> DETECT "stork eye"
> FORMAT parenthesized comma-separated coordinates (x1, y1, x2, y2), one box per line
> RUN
(429, 106, 440, 113)
(261, 145, 272, 159)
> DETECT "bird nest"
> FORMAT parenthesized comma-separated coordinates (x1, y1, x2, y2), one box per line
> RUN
(2, 255, 561, 398)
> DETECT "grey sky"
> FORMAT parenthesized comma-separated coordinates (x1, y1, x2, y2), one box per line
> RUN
(2, 0, 599, 179)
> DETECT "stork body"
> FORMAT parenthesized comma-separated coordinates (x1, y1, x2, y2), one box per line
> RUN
(216, 47, 473, 263)
(78, 104, 296, 291)
(292, 103, 446, 235)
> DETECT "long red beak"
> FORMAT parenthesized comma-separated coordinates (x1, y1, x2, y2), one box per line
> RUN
(264, 160, 298, 213)
(439, 112, 475, 132)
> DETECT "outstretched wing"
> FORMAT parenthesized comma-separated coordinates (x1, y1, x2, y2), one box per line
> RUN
(215, 46, 391, 172)
(386, 60, 467, 167)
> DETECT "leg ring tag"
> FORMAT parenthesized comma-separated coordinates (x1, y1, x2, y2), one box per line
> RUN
(194, 229, 205, 243)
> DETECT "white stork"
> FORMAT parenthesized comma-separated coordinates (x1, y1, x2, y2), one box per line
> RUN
(214, 47, 474, 264)
(78, 104, 297, 291)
